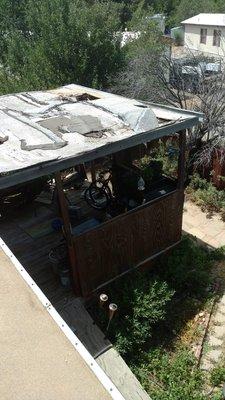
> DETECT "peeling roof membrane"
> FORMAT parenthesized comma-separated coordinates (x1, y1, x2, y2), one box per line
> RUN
(39, 115, 106, 139)
(0, 84, 203, 187)
(92, 98, 159, 134)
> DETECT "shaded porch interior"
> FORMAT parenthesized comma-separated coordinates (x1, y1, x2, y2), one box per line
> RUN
(0, 135, 183, 306)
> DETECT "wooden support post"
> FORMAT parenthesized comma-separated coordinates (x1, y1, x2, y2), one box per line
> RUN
(90, 161, 96, 183)
(76, 164, 87, 180)
(55, 172, 82, 296)
(177, 130, 186, 190)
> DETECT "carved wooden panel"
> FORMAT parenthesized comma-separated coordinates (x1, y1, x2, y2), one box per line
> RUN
(73, 190, 184, 296)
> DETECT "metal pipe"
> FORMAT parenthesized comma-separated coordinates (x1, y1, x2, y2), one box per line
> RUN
(106, 303, 118, 332)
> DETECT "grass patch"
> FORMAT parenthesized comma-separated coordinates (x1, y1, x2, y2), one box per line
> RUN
(133, 348, 205, 400)
(89, 237, 225, 399)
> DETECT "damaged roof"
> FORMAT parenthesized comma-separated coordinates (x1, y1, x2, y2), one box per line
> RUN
(0, 84, 203, 188)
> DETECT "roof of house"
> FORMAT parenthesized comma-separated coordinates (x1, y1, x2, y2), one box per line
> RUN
(182, 13, 225, 27)
(0, 240, 123, 400)
(0, 84, 203, 189)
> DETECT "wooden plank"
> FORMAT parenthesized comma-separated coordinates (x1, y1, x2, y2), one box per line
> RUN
(94, 241, 180, 293)
(0, 214, 74, 308)
(97, 348, 150, 400)
(57, 298, 112, 358)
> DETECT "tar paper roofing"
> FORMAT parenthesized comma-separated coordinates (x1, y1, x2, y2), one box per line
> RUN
(182, 13, 225, 27)
(0, 84, 203, 189)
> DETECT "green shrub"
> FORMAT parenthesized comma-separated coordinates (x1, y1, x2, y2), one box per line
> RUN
(174, 30, 184, 46)
(139, 156, 154, 185)
(113, 277, 174, 356)
(211, 246, 225, 261)
(153, 139, 179, 178)
(188, 173, 209, 191)
(94, 237, 213, 357)
(211, 393, 224, 400)
(97, 272, 174, 357)
(159, 236, 212, 296)
(187, 174, 225, 214)
(135, 139, 179, 184)
(91, 238, 217, 399)
(136, 155, 163, 185)
(210, 365, 225, 387)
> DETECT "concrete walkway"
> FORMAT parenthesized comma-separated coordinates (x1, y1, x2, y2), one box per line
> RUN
(183, 200, 225, 248)
(0, 246, 121, 400)
(183, 200, 225, 370)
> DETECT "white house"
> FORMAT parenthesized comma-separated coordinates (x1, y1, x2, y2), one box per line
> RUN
(182, 14, 225, 58)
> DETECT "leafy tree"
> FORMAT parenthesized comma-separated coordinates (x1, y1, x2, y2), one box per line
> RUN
(127, 0, 154, 29)
(215, 0, 225, 13)
(129, 0, 177, 14)
(100, 0, 180, 27)
(107, 0, 225, 28)
(173, 0, 218, 25)
(0, 0, 124, 93)
(112, 22, 166, 99)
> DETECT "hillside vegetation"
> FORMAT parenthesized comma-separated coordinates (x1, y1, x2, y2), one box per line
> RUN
(1, 0, 225, 94)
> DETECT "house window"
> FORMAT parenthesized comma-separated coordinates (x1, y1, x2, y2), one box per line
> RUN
(200, 28, 207, 44)
(213, 29, 221, 46)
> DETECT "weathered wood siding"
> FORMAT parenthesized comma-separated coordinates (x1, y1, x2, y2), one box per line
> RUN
(212, 149, 225, 190)
(73, 190, 184, 296)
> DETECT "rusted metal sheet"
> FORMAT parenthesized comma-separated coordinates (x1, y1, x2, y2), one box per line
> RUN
(73, 190, 184, 297)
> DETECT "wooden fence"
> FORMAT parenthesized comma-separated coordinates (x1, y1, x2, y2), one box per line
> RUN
(73, 190, 184, 297)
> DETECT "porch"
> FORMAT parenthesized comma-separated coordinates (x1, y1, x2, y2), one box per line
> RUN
(0, 84, 203, 299)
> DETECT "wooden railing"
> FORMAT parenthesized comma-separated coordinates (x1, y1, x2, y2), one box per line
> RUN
(73, 190, 184, 297)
